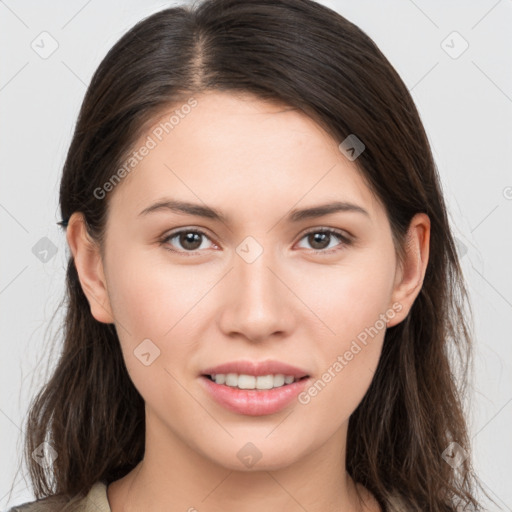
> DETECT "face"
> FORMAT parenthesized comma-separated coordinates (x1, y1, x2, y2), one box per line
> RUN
(70, 90, 428, 472)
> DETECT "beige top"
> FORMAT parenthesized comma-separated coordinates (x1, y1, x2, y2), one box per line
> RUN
(80, 481, 111, 511)
(9, 481, 409, 511)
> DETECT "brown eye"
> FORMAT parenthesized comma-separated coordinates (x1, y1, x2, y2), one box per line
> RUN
(307, 232, 331, 250)
(297, 228, 351, 253)
(177, 232, 203, 251)
(161, 229, 215, 253)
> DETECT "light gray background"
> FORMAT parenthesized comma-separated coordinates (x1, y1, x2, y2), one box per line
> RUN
(1, 0, 511, 509)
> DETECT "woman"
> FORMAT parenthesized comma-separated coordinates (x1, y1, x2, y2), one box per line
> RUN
(8, 0, 484, 510)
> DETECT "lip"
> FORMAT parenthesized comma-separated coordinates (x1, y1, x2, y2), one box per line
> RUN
(199, 374, 311, 416)
(199, 359, 311, 416)
(200, 360, 310, 379)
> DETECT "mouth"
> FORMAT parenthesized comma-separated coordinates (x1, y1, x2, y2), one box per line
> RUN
(201, 373, 310, 390)
(199, 373, 312, 416)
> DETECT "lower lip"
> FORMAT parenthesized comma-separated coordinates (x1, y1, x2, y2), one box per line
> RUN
(199, 375, 311, 416)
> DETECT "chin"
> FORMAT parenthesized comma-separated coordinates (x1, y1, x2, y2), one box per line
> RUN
(201, 436, 307, 472)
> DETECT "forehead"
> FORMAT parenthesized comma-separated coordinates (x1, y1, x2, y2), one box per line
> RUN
(107, 90, 380, 223)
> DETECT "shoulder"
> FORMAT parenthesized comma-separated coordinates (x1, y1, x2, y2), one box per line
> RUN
(6, 481, 110, 512)
(385, 492, 421, 512)
(6, 494, 69, 512)
(385, 494, 407, 511)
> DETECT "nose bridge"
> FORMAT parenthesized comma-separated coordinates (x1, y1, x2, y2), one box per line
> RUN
(220, 234, 293, 341)
(236, 234, 281, 307)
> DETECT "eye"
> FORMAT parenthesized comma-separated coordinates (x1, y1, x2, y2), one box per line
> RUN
(159, 227, 352, 256)
(296, 228, 352, 254)
(160, 228, 216, 255)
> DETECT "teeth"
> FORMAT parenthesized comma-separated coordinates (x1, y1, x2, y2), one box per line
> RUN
(209, 373, 299, 390)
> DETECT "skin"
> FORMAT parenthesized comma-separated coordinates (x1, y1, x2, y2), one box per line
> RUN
(67, 90, 430, 512)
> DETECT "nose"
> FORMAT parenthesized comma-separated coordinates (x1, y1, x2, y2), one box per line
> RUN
(218, 242, 296, 343)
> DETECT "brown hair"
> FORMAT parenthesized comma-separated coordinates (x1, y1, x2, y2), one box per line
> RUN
(12, 0, 484, 510)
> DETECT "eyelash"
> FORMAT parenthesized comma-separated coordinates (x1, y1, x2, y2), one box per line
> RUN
(159, 227, 352, 256)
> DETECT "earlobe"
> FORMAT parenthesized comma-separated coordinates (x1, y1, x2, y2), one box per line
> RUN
(66, 212, 114, 324)
(387, 213, 430, 328)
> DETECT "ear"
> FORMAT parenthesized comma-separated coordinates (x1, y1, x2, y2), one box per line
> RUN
(387, 213, 430, 328)
(66, 212, 114, 324)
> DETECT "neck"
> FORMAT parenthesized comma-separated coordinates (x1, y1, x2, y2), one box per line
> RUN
(107, 412, 380, 512)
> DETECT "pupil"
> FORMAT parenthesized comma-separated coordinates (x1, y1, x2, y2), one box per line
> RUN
(179, 232, 331, 251)
(310, 232, 329, 250)
(181, 232, 201, 250)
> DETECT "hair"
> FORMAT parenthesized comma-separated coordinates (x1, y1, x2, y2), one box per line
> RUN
(11, 0, 485, 510)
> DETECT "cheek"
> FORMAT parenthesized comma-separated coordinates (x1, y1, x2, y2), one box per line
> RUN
(104, 248, 213, 392)
(105, 236, 394, 422)
(105, 246, 204, 338)
(293, 256, 393, 419)
(297, 292, 386, 431)
(298, 339, 382, 437)
(296, 251, 395, 343)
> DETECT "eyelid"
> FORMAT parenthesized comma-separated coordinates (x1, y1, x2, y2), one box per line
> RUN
(159, 226, 353, 255)
(296, 227, 353, 254)
(159, 227, 218, 255)
(300, 226, 352, 241)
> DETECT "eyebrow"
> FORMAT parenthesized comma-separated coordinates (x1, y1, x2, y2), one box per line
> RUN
(138, 199, 370, 223)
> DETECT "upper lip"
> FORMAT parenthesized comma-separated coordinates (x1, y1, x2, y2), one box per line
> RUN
(201, 360, 310, 379)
